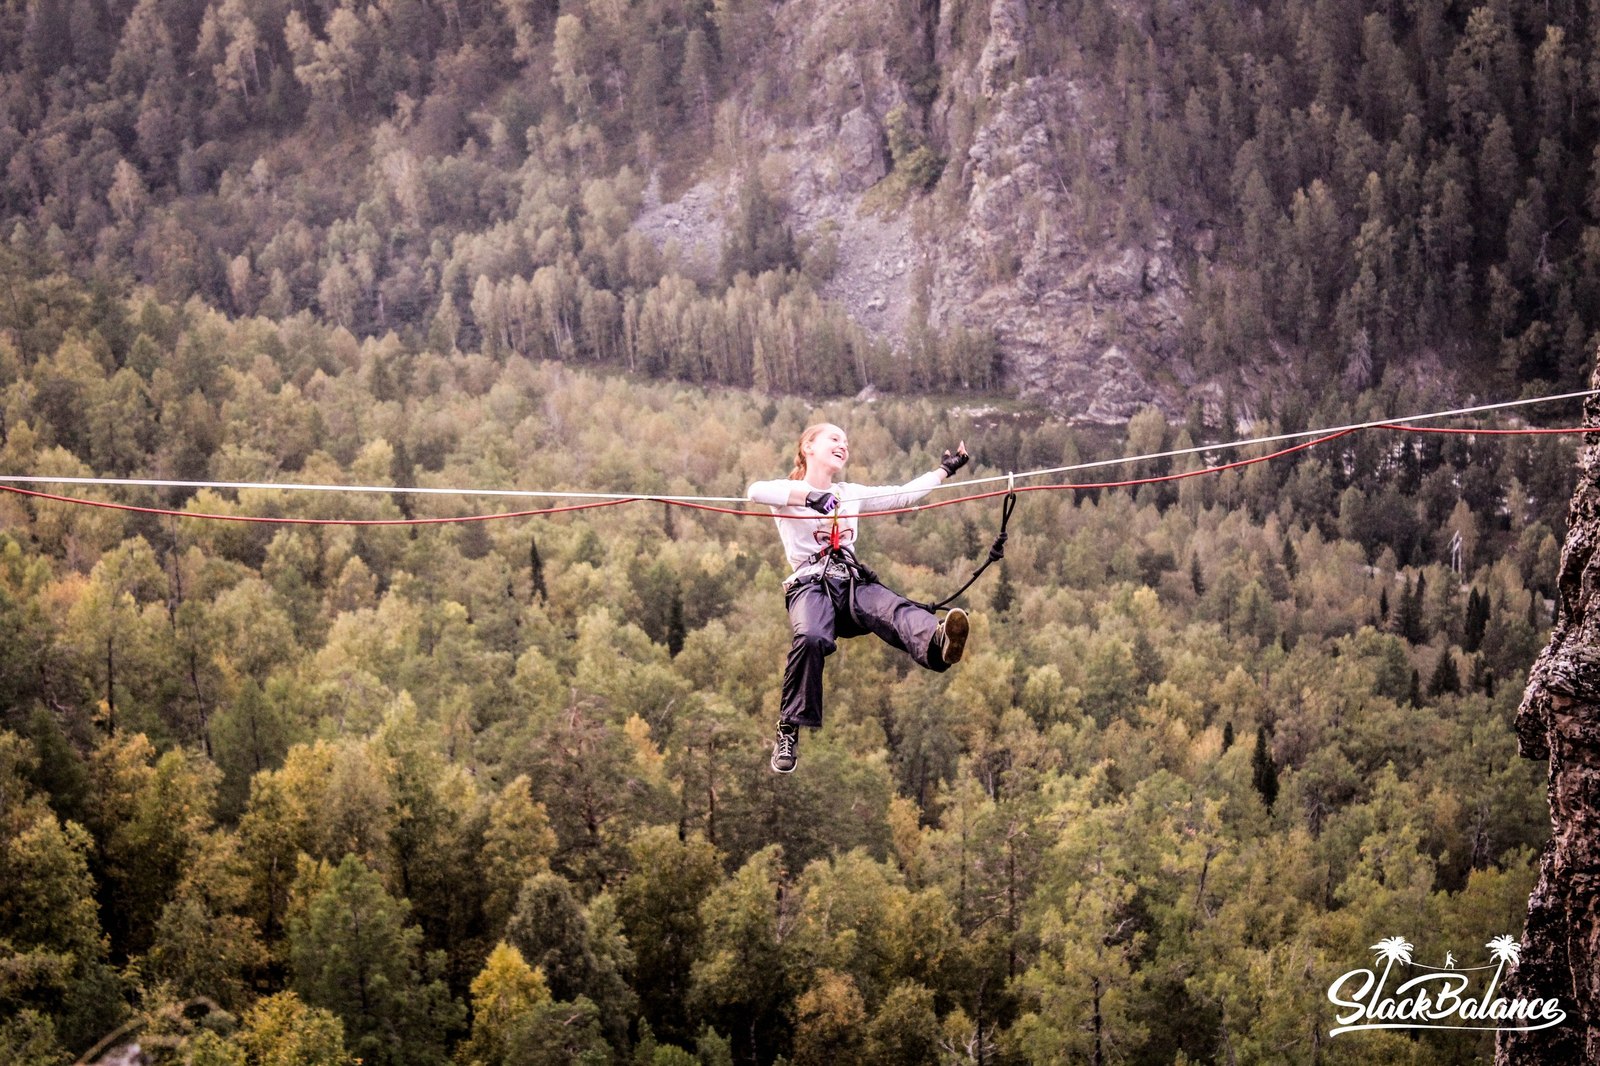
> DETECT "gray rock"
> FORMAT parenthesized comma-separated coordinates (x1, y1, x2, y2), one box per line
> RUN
(626, 0, 1201, 420)
(978, 0, 1028, 97)
(1498, 355, 1600, 1064)
(836, 107, 887, 192)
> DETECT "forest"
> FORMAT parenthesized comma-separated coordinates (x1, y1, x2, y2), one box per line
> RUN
(6, 0, 1600, 394)
(0, 242, 1580, 1063)
(3, 0, 1597, 1062)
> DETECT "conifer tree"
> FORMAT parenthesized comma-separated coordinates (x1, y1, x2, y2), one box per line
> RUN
(1464, 587, 1490, 652)
(529, 536, 548, 604)
(720, 171, 796, 284)
(1427, 648, 1461, 697)
(1251, 726, 1278, 810)
(288, 855, 463, 1066)
(992, 560, 1014, 615)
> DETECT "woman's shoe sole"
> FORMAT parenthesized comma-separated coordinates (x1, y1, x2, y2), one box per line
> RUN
(941, 608, 969, 664)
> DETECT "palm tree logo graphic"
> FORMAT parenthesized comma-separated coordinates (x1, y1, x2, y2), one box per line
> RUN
(1370, 936, 1414, 998)
(1484, 935, 1520, 1001)
(1330, 933, 1562, 1037)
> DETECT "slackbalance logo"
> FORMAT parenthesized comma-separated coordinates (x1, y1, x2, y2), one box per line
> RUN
(1326, 936, 1566, 1037)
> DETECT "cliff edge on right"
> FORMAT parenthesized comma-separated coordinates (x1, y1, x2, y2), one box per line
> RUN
(1500, 357, 1600, 1064)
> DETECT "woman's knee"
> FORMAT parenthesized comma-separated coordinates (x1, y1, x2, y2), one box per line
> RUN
(793, 627, 835, 656)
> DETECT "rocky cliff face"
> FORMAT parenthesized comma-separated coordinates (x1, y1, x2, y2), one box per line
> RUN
(923, 0, 1190, 422)
(632, 0, 1196, 420)
(1498, 362, 1600, 1063)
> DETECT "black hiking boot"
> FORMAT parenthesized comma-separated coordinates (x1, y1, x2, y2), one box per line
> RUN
(771, 722, 800, 774)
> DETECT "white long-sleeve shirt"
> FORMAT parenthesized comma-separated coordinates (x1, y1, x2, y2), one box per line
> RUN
(746, 471, 944, 583)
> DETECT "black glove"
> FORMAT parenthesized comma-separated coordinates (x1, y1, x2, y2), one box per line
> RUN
(940, 445, 969, 477)
(804, 490, 839, 515)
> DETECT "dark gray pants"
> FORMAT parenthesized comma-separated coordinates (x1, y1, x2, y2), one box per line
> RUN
(780, 573, 947, 728)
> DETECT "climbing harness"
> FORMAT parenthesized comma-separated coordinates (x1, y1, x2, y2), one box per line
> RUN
(783, 508, 880, 631)
(787, 476, 1017, 619)
(817, 508, 872, 631)
(827, 510, 866, 630)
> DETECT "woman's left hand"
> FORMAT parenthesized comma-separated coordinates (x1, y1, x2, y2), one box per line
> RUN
(940, 441, 969, 476)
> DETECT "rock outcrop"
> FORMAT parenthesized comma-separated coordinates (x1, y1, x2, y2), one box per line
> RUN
(630, 0, 1198, 420)
(1498, 358, 1600, 1063)
(923, 66, 1190, 422)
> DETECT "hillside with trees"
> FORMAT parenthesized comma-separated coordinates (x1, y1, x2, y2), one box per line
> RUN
(0, 245, 1578, 1062)
(5, 0, 1600, 405)
(3, 0, 1596, 1061)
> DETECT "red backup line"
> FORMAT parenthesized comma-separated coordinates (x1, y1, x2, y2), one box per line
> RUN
(0, 486, 638, 525)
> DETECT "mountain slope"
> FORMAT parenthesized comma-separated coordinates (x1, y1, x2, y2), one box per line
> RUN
(3, 0, 1600, 413)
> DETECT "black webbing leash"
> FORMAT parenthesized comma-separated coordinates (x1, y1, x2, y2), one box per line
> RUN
(922, 483, 1018, 613)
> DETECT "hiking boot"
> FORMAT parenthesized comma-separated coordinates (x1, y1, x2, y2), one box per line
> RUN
(935, 608, 969, 665)
(771, 722, 800, 773)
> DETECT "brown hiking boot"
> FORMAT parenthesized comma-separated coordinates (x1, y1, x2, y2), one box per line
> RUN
(935, 608, 969, 665)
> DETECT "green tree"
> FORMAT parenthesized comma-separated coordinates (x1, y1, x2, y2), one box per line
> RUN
(481, 775, 559, 935)
(862, 981, 940, 1065)
(0, 539, 54, 731)
(1251, 726, 1279, 810)
(720, 171, 796, 283)
(370, 709, 482, 982)
(1, 733, 124, 1049)
(690, 845, 792, 1062)
(458, 942, 551, 1066)
(1012, 776, 1149, 1064)
(64, 537, 165, 737)
(1463, 588, 1490, 652)
(884, 106, 944, 193)
(0, 1010, 67, 1066)
(1427, 647, 1461, 697)
(520, 693, 666, 889)
(500, 995, 614, 1065)
(288, 854, 463, 1066)
(84, 734, 220, 961)
(617, 826, 723, 1045)
(208, 678, 301, 819)
(508, 870, 640, 1043)
(784, 848, 955, 1013)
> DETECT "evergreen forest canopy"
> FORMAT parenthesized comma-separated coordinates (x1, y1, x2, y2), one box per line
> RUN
(2, 0, 1596, 1059)
(0, 248, 1582, 1063)
(3, 0, 1600, 392)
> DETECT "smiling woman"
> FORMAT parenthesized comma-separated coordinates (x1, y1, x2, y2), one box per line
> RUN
(746, 422, 973, 773)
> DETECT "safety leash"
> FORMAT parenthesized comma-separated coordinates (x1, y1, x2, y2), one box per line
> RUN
(922, 477, 1018, 613)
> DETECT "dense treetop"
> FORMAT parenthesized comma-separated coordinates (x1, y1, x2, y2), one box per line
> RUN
(0, 248, 1577, 1062)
